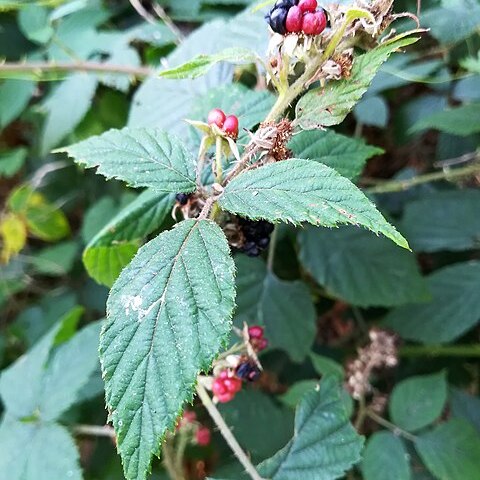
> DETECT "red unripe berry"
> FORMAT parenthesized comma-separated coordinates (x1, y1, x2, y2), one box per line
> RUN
(312, 9, 327, 34)
(218, 370, 229, 379)
(182, 410, 197, 424)
(207, 108, 226, 128)
(298, 0, 317, 13)
(223, 115, 239, 138)
(256, 337, 268, 351)
(248, 325, 264, 339)
(224, 377, 242, 393)
(195, 426, 211, 446)
(301, 12, 320, 35)
(216, 391, 235, 403)
(212, 378, 228, 396)
(285, 6, 303, 33)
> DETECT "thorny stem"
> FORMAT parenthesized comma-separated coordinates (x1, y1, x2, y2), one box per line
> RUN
(366, 410, 417, 443)
(266, 225, 278, 272)
(400, 344, 480, 358)
(195, 382, 265, 480)
(0, 61, 153, 80)
(364, 161, 480, 194)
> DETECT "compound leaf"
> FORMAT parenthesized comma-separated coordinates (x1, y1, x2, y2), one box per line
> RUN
(101, 219, 236, 480)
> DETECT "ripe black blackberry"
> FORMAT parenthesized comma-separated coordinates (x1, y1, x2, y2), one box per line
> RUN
(175, 193, 190, 205)
(238, 218, 274, 257)
(265, 0, 299, 35)
(236, 361, 261, 382)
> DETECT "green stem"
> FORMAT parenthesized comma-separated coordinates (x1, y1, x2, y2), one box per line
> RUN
(162, 436, 185, 480)
(366, 410, 417, 443)
(364, 162, 480, 194)
(196, 382, 265, 480)
(174, 430, 189, 477)
(215, 136, 223, 183)
(354, 396, 367, 431)
(266, 225, 278, 272)
(0, 61, 152, 81)
(400, 344, 480, 358)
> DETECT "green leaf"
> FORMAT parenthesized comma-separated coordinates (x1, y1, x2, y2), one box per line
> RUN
(389, 372, 447, 432)
(309, 352, 344, 378)
(128, 8, 268, 135)
(279, 380, 319, 408)
(234, 255, 316, 362)
(422, 4, 480, 45)
(41, 73, 98, 155)
(354, 95, 389, 128)
(0, 320, 101, 421)
(58, 127, 197, 193)
(0, 80, 35, 128)
(219, 159, 409, 249)
(258, 376, 364, 480)
(410, 104, 480, 136)
(18, 4, 54, 44)
(30, 241, 78, 276)
(0, 148, 27, 178)
(288, 129, 382, 180)
(0, 417, 82, 480)
(401, 190, 480, 252)
(384, 261, 480, 344)
(450, 387, 480, 435)
(295, 36, 419, 129)
(219, 390, 294, 461)
(361, 431, 411, 480)
(298, 226, 428, 307)
(83, 190, 175, 286)
(415, 419, 480, 480)
(159, 47, 257, 79)
(100, 219, 236, 480)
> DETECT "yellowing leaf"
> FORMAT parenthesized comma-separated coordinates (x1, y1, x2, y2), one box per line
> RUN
(0, 214, 27, 263)
(8, 185, 70, 242)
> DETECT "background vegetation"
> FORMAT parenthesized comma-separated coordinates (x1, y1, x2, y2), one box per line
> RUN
(1, 0, 480, 479)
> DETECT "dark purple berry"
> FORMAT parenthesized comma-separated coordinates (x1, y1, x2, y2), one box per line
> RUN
(236, 362, 261, 382)
(175, 193, 190, 205)
(267, 7, 288, 35)
(257, 237, 270, 248)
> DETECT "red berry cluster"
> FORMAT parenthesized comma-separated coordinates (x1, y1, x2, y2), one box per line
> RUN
(211, 325, 267, 403)
(212, 370, 242, 403)
(207, 108, 239, 139)
(177, 410, 212, 446)
(266, 0, 327, 36)
(248, 325, 268, 351)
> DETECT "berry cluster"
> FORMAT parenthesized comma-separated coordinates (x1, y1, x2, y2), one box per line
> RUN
(238, 218, 275, 257)
(266, 0, 327, 36)
(210, 325, 267, 403)
(177, 410, 212, 446)
(212, 370, 242, 403)
(247, 325, 268, 351)
(207, 108, 239, 139)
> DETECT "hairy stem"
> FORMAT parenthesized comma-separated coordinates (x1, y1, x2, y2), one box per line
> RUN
(195, 382, 265, 480)
(364, 162, 480, 194)
(215, 136, 223, 183)
(0, 62, 152, 80)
